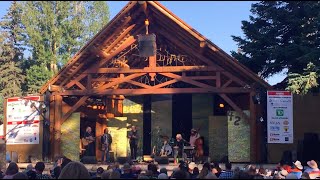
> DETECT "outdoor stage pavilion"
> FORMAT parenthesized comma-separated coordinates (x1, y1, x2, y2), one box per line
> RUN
(10, 1, 273, 163)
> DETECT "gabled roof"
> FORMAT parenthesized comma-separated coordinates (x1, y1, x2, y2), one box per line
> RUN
(40, 1, 271, 94)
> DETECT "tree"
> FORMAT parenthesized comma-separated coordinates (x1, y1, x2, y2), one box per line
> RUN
(0, 1, 25, 98)
(231, 1, 320, 94)
(287, 62, 319, 95)
(21, 1, 110, 93)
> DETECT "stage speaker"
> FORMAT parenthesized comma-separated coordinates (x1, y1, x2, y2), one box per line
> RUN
(117, 157, 128, 165)
(155, 156, 169, 165)
(81, 156, 97, 164)
(303, 133, 320, 162)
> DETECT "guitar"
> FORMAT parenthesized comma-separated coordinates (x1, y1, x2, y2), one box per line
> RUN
(81, 136, 95, 147)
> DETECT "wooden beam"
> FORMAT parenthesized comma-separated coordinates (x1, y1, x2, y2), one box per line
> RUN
(61, 96, 89, 124)
(222, 79, 233, 88)
(75, 82, 86, 90)
(92, 77, 119, 82)
(219, 93, 250, 122)
(97, 73, 146, 90)
(189, 76, 216, 80)
(64, 36, 137, 89)
(160, 72, 214, 89)
(53, 87, 251, 96)
(87, 74, 92, 90)
(127, 80, 152, 89)
(149, 79, 179, 89)
(87, 66, 222, 74)
(59, 62, 87, 87)
(222, 71, 247, 87)
(53, 95, 62, 158)
(49, 95, 55, 160)
(216, 72, 221, 88)
(103, 24, 136, 53)
(250, 91, 257, 162)
(100, 16, 133, 47)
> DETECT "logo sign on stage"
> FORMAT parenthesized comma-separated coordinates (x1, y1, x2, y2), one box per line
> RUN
(6, 96, 41, 145)
(267, 91, 293, 144)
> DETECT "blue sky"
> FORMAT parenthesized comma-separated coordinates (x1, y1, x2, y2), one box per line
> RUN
(0, 1, 285, 85)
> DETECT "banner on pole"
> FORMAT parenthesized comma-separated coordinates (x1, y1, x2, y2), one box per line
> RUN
(267, 91, 293, 144)
(6, 96, 41, 145)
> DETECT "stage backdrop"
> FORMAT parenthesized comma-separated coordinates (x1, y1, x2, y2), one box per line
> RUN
(61, 112, 80, 161)
(107, 117, 128, 158)
(227, 110, 250, 162)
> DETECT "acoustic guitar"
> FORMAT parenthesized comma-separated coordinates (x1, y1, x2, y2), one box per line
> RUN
(81, 136, 95, 147)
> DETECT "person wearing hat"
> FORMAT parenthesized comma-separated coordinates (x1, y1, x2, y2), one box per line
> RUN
(304, 160, 319, 173)
(306, 160, 320, 179)
(288, 161, 303, 179)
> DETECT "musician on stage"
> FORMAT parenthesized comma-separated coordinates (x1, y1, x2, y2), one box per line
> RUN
(189, 128, 200, 147)
(173, 134, 185, 159)
(160, 139, 172, 156)
(83, 126, 95, 156)
(101, 128, 112, 163)
(128, 125, 139, 160)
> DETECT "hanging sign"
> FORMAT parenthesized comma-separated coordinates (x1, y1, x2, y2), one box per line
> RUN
(6, 96, 41, 144)
(267, 91, 293, 144)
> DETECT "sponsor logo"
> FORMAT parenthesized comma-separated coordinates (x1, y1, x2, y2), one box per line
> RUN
(270, 121, 280, 125)
(283, 126, 289, 132)
(276, 109, 284, 116)
(283, 120, 289, 125)
(270, 133, 280, 136)
(270, 138, 280, 142)
(285, 137, 289, 141)
(270, 126, 280, 131)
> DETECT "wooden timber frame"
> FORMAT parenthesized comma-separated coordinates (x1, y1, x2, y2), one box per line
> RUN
(40, 1, 272, 162)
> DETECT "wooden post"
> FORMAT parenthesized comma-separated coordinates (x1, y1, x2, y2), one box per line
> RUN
(250, 91, 257, 162)
(54, 95, 62, 158)
(149, 55, 156, 81)
(49, 95, 55, 160)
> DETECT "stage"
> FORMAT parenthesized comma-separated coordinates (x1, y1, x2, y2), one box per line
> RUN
(16, 162, 278, 176)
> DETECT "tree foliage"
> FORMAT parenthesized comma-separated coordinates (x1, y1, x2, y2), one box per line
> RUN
(287, 62, 319, 95)
(20, 1, 110, 93)
(0, 1, 25, 98)
(231, 1, 320, 94)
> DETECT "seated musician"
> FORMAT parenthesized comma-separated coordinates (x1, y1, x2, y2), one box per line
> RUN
(160, 139, 172, 157)
(83, 126, 95, 156)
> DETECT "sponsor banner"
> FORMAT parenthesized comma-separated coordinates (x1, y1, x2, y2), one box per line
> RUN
(267, 91, 293, 144)
(6, 96, 41, 145)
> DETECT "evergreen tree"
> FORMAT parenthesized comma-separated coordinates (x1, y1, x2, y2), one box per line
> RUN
(21, 1, 110, 93)
(231, 1, 320, 94)
(0, 1, 25, 98)
(287, 62, 319, 95)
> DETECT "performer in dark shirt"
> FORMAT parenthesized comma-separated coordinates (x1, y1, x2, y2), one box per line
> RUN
(128, 126, 139, 160)
(101, 128, 112, 163)
(173, 134, 185, 159)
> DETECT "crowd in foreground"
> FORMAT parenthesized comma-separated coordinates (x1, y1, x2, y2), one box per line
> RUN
(0, 156, 320, 179)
